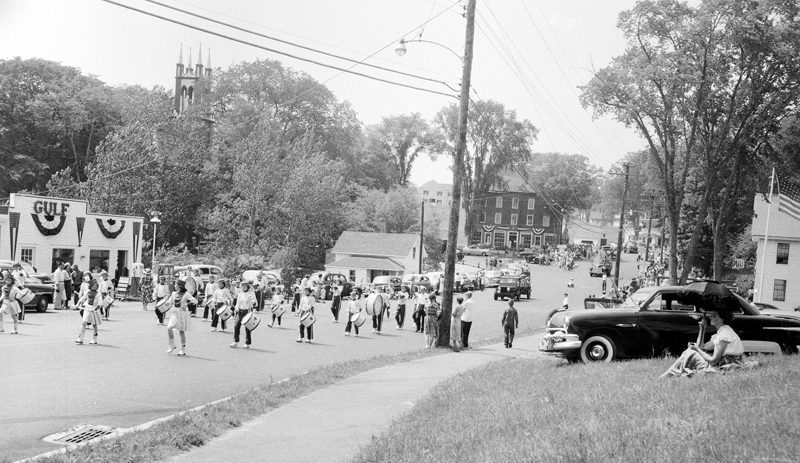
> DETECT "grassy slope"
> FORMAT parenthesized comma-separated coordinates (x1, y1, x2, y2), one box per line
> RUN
(354, 357, 800, 463)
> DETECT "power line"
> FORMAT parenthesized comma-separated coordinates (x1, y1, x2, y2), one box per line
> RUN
(142, 0, 459, 92)
(101, 0, 458, 99)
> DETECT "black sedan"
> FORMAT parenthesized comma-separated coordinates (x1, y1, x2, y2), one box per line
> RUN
(0, 263, 54, 313)
(540, 285, 800, 363)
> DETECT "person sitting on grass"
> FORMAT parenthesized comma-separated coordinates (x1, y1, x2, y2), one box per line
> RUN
(501, 299, 519, 348)
(660, 310, 744, 379)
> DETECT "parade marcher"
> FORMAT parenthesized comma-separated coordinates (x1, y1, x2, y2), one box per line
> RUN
(451, 296, 464, 350)
(71, 264, 83, 308)
(0, 274, 21, 333)
(424, 293, 441, 349)
(297, 287, 315, 343)
(501, 299, 519, 348)
(602, 273, 608, 293)
(153, 276, 171, 325)
(52, 263, 65, 310)
(210, 279, 232, 332)
(63, 264, 73, 308)
(140, 269, 154, 311)
(166, 279, 195, 356)
(461, 291, 474, 349)
(330, 281, 342, 323)
(395, 287, 408, 329)
(567, 277, 575, 288)
(99, 271, 112, 320)
(562, 293, 569, 310)
(269, 290, 284, 327)
(230, 281, 257, 348)
(291, 278, 301, 312)
(11, 263, 26, 321)
(371, 287, 386, 334)
(413, 287, 428, 333)
(254, 271, 266, 312)
(202, 275, 216, 321)
(188, 269, 203, 317)
(75, 280, 102, 345)
(344, 289, 363, 336)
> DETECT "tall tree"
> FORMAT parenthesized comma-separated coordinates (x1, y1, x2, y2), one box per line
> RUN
(433, 99, 537, 242)
(364, 113, 433, 188)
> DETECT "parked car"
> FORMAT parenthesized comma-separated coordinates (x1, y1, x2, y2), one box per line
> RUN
(314, 272, 354, 300)
(402, 274, 433, 293)
(174, 264, 225, 284)
(241, 270, 282, 291)
(494, 275, 531, 301)
(455, 272, 475, 292)
(540, 285, 800, 363)
(623, 242, 639, 254)
(0, 262, 54, 313)
(462, 244, 492, 256)
(589, 259, 612, 277)
(753, 302, 800, 321)
(484, 270, 504, 288)
(0, 260, 53, 284)
(583, 296, 624, 310)
(371, 275, 402, 295)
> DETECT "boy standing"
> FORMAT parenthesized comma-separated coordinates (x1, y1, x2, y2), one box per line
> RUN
(501, 299, 519, 348)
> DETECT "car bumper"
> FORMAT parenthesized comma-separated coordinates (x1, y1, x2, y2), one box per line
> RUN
(539, 333, 581, 355)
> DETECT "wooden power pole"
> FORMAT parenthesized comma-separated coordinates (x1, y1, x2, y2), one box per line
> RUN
(613, 161, 631, 293)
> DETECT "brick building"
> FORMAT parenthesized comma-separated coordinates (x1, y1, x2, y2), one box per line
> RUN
(469, 191, 562, 249)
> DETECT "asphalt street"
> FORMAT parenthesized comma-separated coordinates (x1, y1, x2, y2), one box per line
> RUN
(0, 253, 639, 461)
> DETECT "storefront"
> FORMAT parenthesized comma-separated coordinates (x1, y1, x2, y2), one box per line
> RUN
(0, 194, 144, 279)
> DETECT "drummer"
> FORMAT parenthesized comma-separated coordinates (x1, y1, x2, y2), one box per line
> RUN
(74, 279, 102, 344)
(297, 287, 315, 343)
(98, 270, 112, 320)
(230, 280, 257, 348)
(210, 278, 232, 332)
(0, 274, 21, 334)
(330, 279, 342, 323)
(268, 290, 284, 327)
(140, 268, 154, 311)
(291, 278, 301, 313)
(344, 288, 363, 336)
(11, 263, 26, 321)
(166, 279, 195, 356)
(395, 287, 408, 330)
(202, 275, 217, 322)
(371, 287, 386, 334)
(152, 275, 171, 325)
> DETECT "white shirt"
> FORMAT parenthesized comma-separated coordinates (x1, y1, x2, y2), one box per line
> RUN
(712, 325, 744, 356)
(235, 290, 257, 311)
(562, 296, 569, 308)
(299, 294, 315, 313)
(461, 299, 474, 322)
(98, 279, 111, 294)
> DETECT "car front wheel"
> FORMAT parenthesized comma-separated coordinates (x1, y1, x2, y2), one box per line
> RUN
(36, 296, 49, 313)
(580, 335, 616, 363)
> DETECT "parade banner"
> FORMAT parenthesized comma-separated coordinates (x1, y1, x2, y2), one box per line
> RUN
(76, 217, 86, 246)
(96, 218, 126, 239)
(532, 228, 544, 235)
(482, 225, 496, 232)
(132, 221, 141, 259)
(31, 213, 67, 236)
(9, 212, 20, 260)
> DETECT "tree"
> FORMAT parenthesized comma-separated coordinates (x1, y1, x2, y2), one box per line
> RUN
(581, 0, 800, 284)
(433, 99, 537, 241)
(364, 113, 433, 188)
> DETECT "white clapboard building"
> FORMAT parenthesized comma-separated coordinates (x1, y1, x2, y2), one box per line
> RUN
(325, 231, 427, 284)
(0, 194, 144, 279)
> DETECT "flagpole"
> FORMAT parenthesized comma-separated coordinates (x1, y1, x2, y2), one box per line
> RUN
(757, 166, 776, 303)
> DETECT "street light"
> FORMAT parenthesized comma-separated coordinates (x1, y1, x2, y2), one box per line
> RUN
(150, 211, 161, 271)
(395, 38, 464, 62)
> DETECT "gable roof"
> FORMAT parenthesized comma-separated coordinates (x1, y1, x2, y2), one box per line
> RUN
(327, 256, 405, 271)
(330, 231, 421, 257)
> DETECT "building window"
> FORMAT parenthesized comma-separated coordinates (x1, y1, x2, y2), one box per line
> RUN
(776, 242, 789, 264)
(423, 190, 429, 196)
(542, 215, 551, 227)
(437, 191, 443, 197)
(511, 214, 518, 225)
(429, 199, 436, 204)
(521, 234, 532, 248)
(484, 233, 492, 244)
(512, 197, 519, 209)
(436, 199, 442, 205)
(471, 230, 482, 244)
(52, 249, 75, 272)
(534, 235, 542, 247)
(508, 232, 518, 249)
(773, 279, 786, 302)
(527, 198, 535, 210)
(349, 270, 356, 282)
(494, 213, 502, 224)
(495, 196, 503, 208)
(479, 212, 486, 223)
(493, 231, 505, 248)
(21, 248, 34, 264)
(89, 250, 109, 273)
(526, 215, 533, 226)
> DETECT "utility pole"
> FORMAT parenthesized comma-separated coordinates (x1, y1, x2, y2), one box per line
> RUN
(613, 162, 631, 293)
(419, 200, 424, 274)
(644, 192, 655, 263)
(439, 0, 476, 348)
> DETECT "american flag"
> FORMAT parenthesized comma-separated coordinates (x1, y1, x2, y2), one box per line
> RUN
(777, 174, 800, 222)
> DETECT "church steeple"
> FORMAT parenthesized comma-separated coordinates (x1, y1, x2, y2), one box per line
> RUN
(187, 46, 193, 71)
(174, 42, 212, 114)
(205, 48, 212, 77)
(176, 43, 184, 77)
(196, 43, 203, 76)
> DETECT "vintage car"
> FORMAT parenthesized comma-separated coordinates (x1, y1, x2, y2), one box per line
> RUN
(0, 262, 55, 313)
(588, 259, 612, 277)
(371, 275, 402, 295)
(540, 285, 800, 363)
(461, 244, 492, 256)
(483, 270, 504, 288)
(174, 264, 225, 285)
(494, 275, 531, 301)
(401, 274, 434, 293)
(314, 272, 353, 300)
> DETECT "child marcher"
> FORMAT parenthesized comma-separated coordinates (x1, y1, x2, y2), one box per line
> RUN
(98, 271, 112, 320)
(0, 274, 21, 334)
(75, 280, 102, 344)
(202, 275, 217, 321)
(297, 287, 315, 343)
(210, 279, 232, 332)
(345, 290, 363, 336)
(152, 276, 171, 325)
(501, 299, 519, 348)
(395, 288, 408, 329)
(230, 281, 257, 348)
(567, 277, 575, 288)
(268, 290, 284, 327)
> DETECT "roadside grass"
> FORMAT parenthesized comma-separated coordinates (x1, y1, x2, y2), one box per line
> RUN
(353, 355, 800, 463)
(30, 329, 533, 463)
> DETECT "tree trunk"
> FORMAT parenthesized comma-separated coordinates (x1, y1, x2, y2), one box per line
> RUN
(679, 189, 712, 285)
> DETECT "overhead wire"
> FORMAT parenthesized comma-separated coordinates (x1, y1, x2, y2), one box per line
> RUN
(100, 0, 458, 99)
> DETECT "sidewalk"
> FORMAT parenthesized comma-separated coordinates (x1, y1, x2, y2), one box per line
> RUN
(170, 334, 542, 463)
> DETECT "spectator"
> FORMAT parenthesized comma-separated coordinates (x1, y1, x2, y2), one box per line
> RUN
(501, 299, 519, 348)
(660, 310, 744, 378)
(460, 291, 474, 349)
(451, 296, 464, 351)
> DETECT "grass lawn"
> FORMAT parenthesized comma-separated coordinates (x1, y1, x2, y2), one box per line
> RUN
(353, 356, 800, 463)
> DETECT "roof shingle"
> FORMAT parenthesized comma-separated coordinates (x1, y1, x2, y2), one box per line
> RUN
(330, 231, 420, 257)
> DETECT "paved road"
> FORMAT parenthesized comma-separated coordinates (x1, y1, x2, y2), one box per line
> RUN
(0, 253, 639, 461)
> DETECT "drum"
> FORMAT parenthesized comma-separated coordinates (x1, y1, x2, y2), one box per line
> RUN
(242, 312, 261, 331)
(300, 312, 316, 327)
(156, 297, 171, 313)
(216, 304, 233, 321)
(272, 304, 286, 317)
(102, 295, 114, 308)
(16, 287, 35, 304)
(350, 311, 367, 327)
(365, 293, 384, 316)
(184, 276, 197, 295)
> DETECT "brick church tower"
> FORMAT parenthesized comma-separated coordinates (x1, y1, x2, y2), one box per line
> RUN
(174, 44, 211, 114)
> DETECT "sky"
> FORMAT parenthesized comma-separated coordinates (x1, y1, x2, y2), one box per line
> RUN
(0, 0, 645, 187)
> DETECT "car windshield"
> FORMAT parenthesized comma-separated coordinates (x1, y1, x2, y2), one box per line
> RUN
(623, 290, 653, 308)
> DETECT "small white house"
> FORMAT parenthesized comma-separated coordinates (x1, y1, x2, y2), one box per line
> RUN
(752, 194, 800, 310)
(325, 231, 427, 284)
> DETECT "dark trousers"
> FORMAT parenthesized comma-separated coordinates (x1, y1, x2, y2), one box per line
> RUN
(345, 317, 359, 334)
(504, 325, 515, 347)
(233, 310, 252, 345)
(271, 312, 282, 326)
(300, 324, 313, 340)
(395, 305, 405, 328)
(155, 308, 165, 324)
(101, 293, 111, 318)
(202, 301, 211, 319)
(256, 291, 264, 312)
(331, 295, 341, 320)
(64, 283, 73, 306)
(73, 284, 81, 305)
(413, 309, 426, 332)
(292, 293, 300, 312)
(461, 320, 473, 348)
(211, 304, 227, 330)
(372, 310, 383, 332)
(188, 302, 197, 316)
